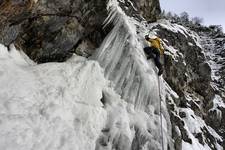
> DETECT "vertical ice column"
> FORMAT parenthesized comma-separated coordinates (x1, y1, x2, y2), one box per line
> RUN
(92, 0, 160, 112)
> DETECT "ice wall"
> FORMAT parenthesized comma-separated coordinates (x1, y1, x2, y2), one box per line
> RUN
(92, 0, 172, 149)
(93, 0, 160, 112)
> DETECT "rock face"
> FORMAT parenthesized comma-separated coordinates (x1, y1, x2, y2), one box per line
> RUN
(155, 25, 214, 101)
(199, 30, 225, 148)
(0, 0, 109, 62)
(0, 0, 160, 63)
(0, 0, 35, 45)
(132, 0, 161, 22)
(149, 21, 225, 149)
(12, 0, 109, 62)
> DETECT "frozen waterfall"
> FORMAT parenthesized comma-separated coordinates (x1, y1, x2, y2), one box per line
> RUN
(92, 0, 172, 150)
(93, 0, 160, 112)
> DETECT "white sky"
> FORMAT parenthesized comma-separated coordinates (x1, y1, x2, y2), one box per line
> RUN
(160, 0, 225, 31)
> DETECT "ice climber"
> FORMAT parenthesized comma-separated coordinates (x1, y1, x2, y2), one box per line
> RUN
(144, 35, 164, 76)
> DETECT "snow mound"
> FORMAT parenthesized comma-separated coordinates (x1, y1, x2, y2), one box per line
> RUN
(0, 44, 107, 150)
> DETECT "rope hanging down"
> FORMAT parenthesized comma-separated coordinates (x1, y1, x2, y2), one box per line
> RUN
(158, 76, 164, 150)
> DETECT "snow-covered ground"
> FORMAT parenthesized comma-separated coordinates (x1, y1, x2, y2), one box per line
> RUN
(0, 44, 108, 150)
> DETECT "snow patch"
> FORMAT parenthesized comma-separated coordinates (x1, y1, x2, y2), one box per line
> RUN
(0, 44, 108, 150)
(180, 108, 222, 150)
(188, 42, 194, 46)
(209, 95, 225, 122)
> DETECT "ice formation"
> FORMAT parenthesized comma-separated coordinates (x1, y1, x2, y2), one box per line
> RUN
(93, 0, 171, 149)
(0, 0, 172, 149)
(0, 44, 108, 150)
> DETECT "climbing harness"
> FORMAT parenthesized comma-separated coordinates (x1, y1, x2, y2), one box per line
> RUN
(158, 76, 164, 150)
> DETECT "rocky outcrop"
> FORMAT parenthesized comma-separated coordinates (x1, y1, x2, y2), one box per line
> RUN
(154, 24, 214, 101)
(199, 30, 225, 148)
(0, 0, 35, 46)
(131, 0, 161, 22)
(156, 18, 225, 149)
(0, 0, 109, 62)
(16, 0, 109, 62)
(148, 20, 224, 149)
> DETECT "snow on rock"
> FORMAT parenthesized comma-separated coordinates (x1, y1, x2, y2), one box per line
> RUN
(0, 44, 108, 150)
(208, 95, 225, 121)
(155, 20, 189, 38)
(200, 35, 222, 81)
(181, 108, 223, 150)
(157, 20, 202, 49)
(200, 34, 225, 129)
(165, 83, 223, 150)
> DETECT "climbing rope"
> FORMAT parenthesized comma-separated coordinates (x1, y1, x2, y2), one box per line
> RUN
(158, 76, 164, 150)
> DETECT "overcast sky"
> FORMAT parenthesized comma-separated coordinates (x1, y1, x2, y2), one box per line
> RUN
(160, 0, 225, 31)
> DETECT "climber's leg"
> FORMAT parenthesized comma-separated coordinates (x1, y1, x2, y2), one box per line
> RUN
(154, 54, 163, 76)
(149, 47, 163, 75)
(144, 47, 154, 59)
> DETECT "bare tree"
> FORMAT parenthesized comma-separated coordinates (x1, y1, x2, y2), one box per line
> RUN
(192, 17, 203, 25)
(180, 12, 189, 24)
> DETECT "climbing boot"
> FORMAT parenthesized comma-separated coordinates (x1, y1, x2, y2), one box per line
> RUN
(158, 68, 163, 76)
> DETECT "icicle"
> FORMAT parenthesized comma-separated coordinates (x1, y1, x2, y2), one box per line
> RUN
(92, 0, 160, 111)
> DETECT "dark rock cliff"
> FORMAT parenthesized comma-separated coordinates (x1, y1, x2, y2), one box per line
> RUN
(1, 0, 109, 62)
(132, 0, 161, 22)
